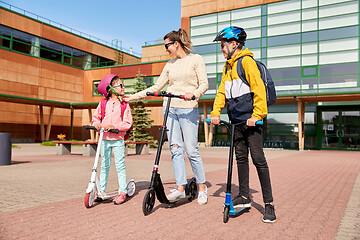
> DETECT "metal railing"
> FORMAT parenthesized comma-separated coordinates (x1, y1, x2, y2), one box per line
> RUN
(0, 1, 141, 57)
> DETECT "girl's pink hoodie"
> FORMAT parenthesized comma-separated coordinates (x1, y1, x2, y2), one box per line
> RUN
(92, 98, 133, 141)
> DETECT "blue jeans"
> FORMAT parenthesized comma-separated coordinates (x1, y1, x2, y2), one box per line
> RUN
(100, 140, 127, 194)
(165, 107, 206, 186)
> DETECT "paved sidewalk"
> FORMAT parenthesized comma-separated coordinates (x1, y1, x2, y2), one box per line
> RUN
(0, 144, 359, 239)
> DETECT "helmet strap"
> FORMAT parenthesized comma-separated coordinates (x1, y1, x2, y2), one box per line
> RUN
(226, 42, 241, 60)
(109, 85, 123, 102)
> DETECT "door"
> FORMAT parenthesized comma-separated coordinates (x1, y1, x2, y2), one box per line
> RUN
(319, 108, 360, 150)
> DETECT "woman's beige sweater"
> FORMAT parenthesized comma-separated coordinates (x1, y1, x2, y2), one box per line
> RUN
(130, 53, 208, 108)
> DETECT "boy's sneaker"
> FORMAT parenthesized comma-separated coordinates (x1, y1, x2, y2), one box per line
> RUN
(167, 188, 186, 201)
(262, 203, 276, 223)
(197, 186, 208, 205)
(114, 192, 126, 205)
(233, 195, 252, 209)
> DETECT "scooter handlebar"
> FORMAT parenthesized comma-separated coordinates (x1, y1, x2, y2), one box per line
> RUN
(85, 125, 119, 134)
(146, 91, 195, 100)
(205, 119, 263, 126)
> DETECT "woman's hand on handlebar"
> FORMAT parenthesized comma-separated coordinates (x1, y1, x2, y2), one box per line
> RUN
(184, 92, 195, 101)
(210, 115, 220, 125)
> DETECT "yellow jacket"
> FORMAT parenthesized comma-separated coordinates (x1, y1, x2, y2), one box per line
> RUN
(210, 49, 267, 122)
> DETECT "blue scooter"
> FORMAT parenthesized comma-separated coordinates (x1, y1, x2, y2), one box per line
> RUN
(205, 118, 263, 223)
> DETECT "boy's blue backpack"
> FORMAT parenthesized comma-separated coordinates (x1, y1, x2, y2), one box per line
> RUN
(237, 56, 277, 106)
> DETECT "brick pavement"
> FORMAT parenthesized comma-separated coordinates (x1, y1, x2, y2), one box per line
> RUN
(0, 145, 359, 239)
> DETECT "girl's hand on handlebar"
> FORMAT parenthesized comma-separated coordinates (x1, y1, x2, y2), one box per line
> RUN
(184, 92, 195, 101)
(210, 115, 220, 125)
(104, 125, 115, 131)
(246, 117, 259, 127)
(94, 123, 101, 130)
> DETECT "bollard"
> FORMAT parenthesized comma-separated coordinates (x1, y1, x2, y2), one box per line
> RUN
(0, 133, 11, 165)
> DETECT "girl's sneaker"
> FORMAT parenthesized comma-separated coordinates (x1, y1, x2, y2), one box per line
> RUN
(262, 203, 276, 223)
(167, 188, 185, 201)
(114, 192, 126, 205)
(197, 186, 208, 205)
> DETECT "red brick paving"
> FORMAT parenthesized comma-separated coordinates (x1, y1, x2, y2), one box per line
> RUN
(1, 149, 359, 239)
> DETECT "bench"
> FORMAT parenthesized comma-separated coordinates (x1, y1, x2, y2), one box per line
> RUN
(52, 141, 152, 157)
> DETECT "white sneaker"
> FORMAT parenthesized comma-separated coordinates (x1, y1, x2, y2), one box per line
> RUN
(197, 186, 208, 205)
(167, 188, 186, 201)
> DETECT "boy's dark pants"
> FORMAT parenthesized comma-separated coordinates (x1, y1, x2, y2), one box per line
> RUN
(234, 124, 274, 203)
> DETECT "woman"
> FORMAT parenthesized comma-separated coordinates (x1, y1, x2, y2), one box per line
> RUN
(124, 28, 209, 205)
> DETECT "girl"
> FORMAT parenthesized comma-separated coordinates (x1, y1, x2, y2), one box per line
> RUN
(124, 29, 209, 205)
(92, 74, 133, 205)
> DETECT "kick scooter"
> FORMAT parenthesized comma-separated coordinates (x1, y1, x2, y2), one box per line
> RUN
(84, 125, 136, 208)
(206, 118, 263, 223)
(142, 91, 198, 216)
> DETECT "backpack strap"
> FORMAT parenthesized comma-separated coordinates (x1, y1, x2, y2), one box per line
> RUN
(120, 101, 128, 121)
(236, 55, 252, 87)
(100, 98, 108, 122)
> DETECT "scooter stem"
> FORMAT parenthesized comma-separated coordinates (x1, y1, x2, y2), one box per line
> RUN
(226, 124, 236, 193)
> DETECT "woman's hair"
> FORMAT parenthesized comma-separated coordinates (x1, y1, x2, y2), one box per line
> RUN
(164, 28, 193, 54)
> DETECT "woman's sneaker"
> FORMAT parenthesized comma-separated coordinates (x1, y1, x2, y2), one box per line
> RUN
(114, 192, 126, 205)
(167, 188, 186, 201)
(233, 195, 252, 209)
(262, 204, 276, 223)
(197, 186, 208, 205)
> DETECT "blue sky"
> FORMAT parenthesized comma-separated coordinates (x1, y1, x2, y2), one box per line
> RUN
(4, 0, 181, 55)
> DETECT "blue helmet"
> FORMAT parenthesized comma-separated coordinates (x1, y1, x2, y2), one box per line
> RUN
(213, 26, 247, 43)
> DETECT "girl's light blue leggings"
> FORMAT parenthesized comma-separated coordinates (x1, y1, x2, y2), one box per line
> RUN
(100, 140, 127, 194)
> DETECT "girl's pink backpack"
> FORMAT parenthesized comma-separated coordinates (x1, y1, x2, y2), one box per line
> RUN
(100, 98, 132, 140)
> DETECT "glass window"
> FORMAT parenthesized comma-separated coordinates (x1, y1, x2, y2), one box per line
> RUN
(191, 25, 217, 36)
(191, 34, 215, 46)
(0, 25, 11, 48)
(268, 0, 300, 14)
(302, 43, 318, 54)
(302, 31, 318, 43)
(93, 80, 101, 96)
(319, 62, 359, 76)
(319, 37, 358, 53)
(267, 45, 300, 58)
(201, 54, 216, 64)
(268, 11, 300, 25)
(232, 18, 261, 29)
(273, 78, 301, 91)
(302, 8, 318, 20)
(302, 20, 318, 32)
(12, 29, 34, 54)
(302, 55, 318, 66)
(269, 67, 301, 79)
(319, 1, 358, 18)
(302, 0, 318, 9)
(268, 22, 300, 36)
(319, 0, 355, 7)
(218, 22, 231, 31)
(246, 38, 261, 49)
(40, 38, 63, 62)
(268, 33, 301, 46)
(319, 26, 358, 41)
(193, 44, 217, 54)
(245, 28, 261, 39)
(205, 63, 216, 74)
(319, 13, 358, 30)
(232, 6, 261, 20)
(319, 50, 358, 65)
(303, 66, 317, 76)
(268, 56, 300, 68)
(319, 75, 358, 89)
(191, 14, 217, 27)
(142, 77, 153, 86)
(302, 78, 318, 90)
(218, 11, 230, 22)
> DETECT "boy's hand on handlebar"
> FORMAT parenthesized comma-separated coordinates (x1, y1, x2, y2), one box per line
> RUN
(210, 115, 220, 125)
(246, 117, 259, 127)
(184, 92, 195, 101)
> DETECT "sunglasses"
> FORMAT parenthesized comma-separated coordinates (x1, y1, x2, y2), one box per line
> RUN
(113, 83, 124, 88)
(165, 41, 176, 50)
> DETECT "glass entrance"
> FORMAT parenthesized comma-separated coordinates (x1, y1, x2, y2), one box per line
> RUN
(320, 108, 360, 150)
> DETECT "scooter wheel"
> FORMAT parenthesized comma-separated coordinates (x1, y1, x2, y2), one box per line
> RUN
(126, 180, 136, 197)
(187, 179, 197, 201)
(84, 189, 95, 208)
(142, 188, 155, 216)
(223, 206, 230, 223)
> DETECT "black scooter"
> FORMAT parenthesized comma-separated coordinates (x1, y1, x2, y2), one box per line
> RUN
(206, 118, 263, 223)
(142, 92, 198, 216)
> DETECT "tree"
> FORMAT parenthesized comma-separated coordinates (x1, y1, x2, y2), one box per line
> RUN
(128, 71, 157, 147)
